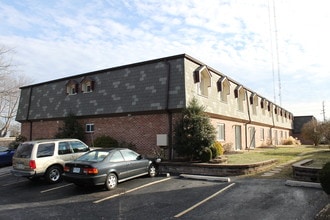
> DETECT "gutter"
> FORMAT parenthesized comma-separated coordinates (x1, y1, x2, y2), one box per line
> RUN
(165, 60, 173, 160)
(245, 90, 252, 150)
(26, 87, 33, 140)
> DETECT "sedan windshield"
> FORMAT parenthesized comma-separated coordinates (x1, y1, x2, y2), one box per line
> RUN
(76, 151, 110, 162)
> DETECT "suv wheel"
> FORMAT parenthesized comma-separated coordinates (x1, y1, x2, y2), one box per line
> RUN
(45, 165, 62, 184)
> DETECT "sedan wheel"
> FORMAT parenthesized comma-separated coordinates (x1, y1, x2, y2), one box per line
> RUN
(45, 165, 62, 184)
(148, 164, 157, 177)
(105, 173, 117, 190)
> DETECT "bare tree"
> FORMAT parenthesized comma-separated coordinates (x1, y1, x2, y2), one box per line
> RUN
(301, 119, 325, 146)
(0, 45, 31, 137)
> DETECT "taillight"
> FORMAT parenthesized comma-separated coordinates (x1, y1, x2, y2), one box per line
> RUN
(64, 166, 70, 172)
(83, 167, 98, 174)
(29, 160, 36, 169)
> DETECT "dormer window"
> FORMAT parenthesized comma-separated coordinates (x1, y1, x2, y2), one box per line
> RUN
(66, 80, 79, 95)
(194, 65, 211, 97)
(234, 85, 245, 112)
(217, 76, 230, 102)
(81, 77, 95, 93)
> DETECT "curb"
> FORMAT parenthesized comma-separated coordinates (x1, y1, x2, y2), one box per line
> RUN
(285, 180, 322, 189)
(179, 174, 231, 182)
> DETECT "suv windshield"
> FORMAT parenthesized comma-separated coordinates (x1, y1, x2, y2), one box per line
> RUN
(14, 143, 34, 158)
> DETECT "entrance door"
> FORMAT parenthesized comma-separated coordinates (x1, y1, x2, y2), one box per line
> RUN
(249, 127, 256, 149)
(235, 125, 242, 150)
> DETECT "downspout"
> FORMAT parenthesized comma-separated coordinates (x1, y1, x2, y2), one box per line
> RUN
(245, 90, 251, 150)
(271, 105, 275, 145)
(165, 60, 173, 160)
(26, 87, 33, 140)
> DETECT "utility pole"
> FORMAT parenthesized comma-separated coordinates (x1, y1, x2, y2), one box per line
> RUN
(322, 101, 326, 122)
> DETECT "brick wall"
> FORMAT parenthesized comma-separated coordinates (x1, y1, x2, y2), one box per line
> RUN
(21, 112, 182, 158)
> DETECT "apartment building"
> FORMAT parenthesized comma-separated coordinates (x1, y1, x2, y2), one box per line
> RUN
(16, 54, 293, 159)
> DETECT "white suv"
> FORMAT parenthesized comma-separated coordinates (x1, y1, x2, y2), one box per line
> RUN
(11, 139, 90, 183)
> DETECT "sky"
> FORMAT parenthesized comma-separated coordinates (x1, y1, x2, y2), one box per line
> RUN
(1, 0, 329, 121)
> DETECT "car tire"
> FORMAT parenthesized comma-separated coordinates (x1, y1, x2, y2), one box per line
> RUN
(148, 163, 157, 177)
(45, 165, 62, 184)
(105, 173, 117, 190)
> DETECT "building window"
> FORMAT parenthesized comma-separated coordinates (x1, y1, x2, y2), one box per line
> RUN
(234, 85, 245, 112)
(86, 123, 94, 133)
(217, 123, 225, 141)
(250, 93, 258, 115)
(260, 128, 264, 141)
(66, 80, 79, 95)
(81, 76, 95, 93)
(217, 76, 230, 103)
(194, 66, 211, 97)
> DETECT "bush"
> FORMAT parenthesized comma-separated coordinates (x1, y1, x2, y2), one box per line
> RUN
(282, 136, 301, 145)
(200, 147, 212, 162)
(223, 142, 233, 153)
(8, 135, 27, 149)
(93, 135, 118, 148)
(210, 141, 224, 158)
(319, 162, 330, 195)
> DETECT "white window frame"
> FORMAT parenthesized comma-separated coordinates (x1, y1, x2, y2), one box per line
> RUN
(217, 123, 225, 141)
(86, 123, 94, 133)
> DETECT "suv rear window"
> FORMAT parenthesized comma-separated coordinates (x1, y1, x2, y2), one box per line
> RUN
(37, 143, 55, 158)
(70, 141, 89, 153)
(14, 143, 34, 158)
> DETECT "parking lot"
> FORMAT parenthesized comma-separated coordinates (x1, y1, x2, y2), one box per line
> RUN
(0, 166, 328, 220)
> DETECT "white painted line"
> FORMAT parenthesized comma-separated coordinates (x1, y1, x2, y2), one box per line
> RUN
(174, 182, 236, 218)
(93, 177, 171, 204)
(0, 173, 11, 178)
(40, 183, 74, 193)
(2, 179, 27, 187)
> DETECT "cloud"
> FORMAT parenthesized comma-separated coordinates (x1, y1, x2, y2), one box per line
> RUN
(0, 0, 329, 120)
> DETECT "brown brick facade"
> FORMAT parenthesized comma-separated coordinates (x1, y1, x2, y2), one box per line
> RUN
(21, 112, 182, 158)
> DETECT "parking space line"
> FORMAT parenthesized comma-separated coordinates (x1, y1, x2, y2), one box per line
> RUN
(0, 173, 11, 178)
(2, 179, 27, 187)
(174, 182, 236, 218)
(93, 177, 171, 204)
(40, 183, 74, 193)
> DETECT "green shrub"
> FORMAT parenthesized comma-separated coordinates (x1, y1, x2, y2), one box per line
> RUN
(200, 147, 212, 162)
(93, 135, 118, 148)
(210, 141, 224, 158)
(319, 162, 330, 195)
(210, 145, 218, 159)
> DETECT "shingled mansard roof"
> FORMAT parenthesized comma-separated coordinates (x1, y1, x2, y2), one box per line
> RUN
(16, 54, 292, 122)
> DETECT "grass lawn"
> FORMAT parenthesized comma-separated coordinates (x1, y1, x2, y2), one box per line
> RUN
(225, 145, 330, 179)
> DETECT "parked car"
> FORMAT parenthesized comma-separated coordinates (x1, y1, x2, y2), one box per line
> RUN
(11, 139, 90, 183)
(0, 146, 15, 167)
(63, 148, 160, 190)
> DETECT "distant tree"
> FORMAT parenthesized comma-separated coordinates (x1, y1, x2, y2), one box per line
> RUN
(174, 97, 216, 161)
(322, 120, 330, 145)
(0, 46, 31, 137)
(55, 113, 85, 141)
(301, 119, 324, 146)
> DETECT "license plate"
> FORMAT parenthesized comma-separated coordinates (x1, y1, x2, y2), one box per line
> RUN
(73, 167, 80, 173)
(17, 163, 24, 169)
